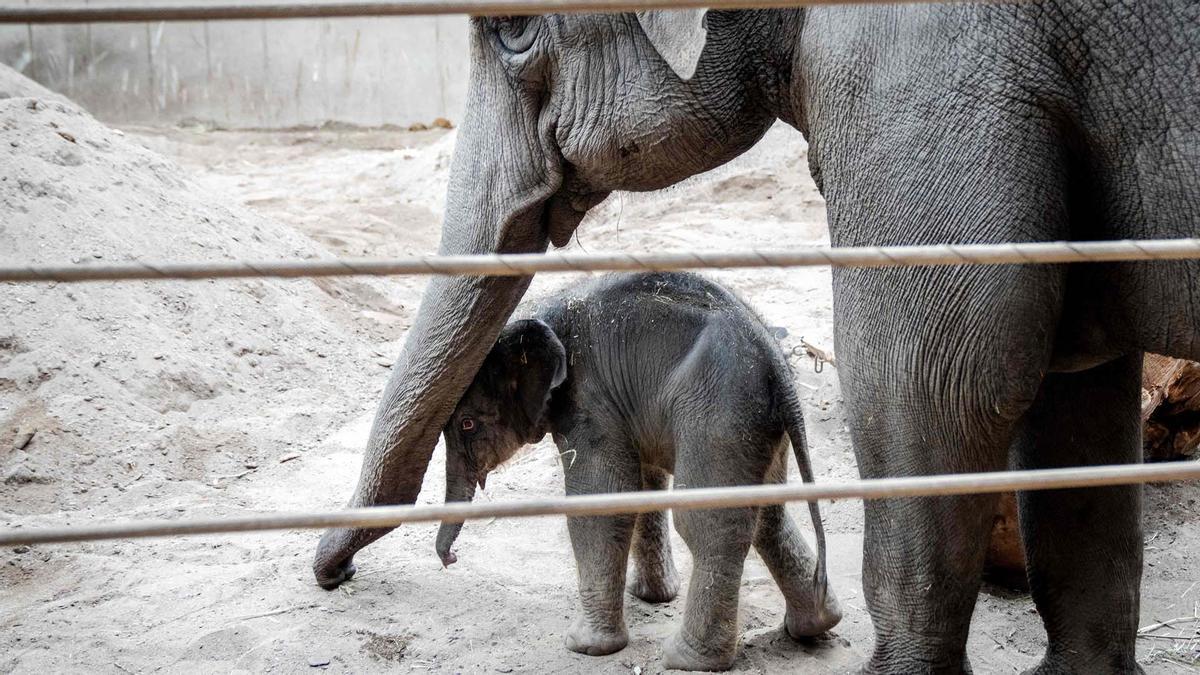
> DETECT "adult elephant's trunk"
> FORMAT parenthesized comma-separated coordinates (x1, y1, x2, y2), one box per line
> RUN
(312, 22, 574, 589)
(435, 445, 478, 567)
(313, 273, 529, 588)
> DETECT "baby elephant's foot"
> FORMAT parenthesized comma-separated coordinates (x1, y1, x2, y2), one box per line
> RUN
(784, 589, 843, 639)
(664, 631, 737, 672)
(627, 567, 680, 604)
(565, 618, 628, 656)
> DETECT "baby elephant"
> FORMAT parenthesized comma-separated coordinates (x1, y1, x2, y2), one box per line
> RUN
(435, 272, 842, 671)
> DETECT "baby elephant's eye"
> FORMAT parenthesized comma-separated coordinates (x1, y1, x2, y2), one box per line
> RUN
(461, 418, 477, 433)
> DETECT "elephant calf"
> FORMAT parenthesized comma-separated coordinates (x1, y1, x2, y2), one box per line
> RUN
(434, 271, 842, 671)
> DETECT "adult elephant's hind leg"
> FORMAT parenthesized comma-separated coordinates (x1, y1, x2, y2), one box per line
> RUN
(628, 465, 680, 603)
(1015, 355, 1144, 674)
(859, 485, 1002, 673)
(836, 265, 1057, 674)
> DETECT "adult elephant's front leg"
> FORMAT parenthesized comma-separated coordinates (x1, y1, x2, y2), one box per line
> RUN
(835, 264, 1059, 674)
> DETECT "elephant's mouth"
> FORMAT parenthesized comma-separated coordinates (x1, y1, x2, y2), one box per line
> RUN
(543, 189, 609, 248)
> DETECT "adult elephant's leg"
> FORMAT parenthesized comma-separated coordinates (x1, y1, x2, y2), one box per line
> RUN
(1014, 355, 1144, 674)
(834, 263, 1059, 673)
(813, 70, 1071, 667)
(628, 465, 680, 603)
(560, 431, 641, 657)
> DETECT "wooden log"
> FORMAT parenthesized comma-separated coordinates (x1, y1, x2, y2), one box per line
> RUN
(982, 491, 1028, 590)
(1142, 354, 1188, 423)
(1143, 355, 1200, 461)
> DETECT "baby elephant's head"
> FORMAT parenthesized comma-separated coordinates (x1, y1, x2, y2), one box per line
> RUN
(435, 319, 567, 566)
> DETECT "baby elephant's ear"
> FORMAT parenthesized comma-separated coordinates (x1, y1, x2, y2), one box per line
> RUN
(498, 319, 567, 437)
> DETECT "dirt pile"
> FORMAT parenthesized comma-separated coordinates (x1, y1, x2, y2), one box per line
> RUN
(0, 63, 69, 105)
(0, 65, 423, 673)
(0, 69, 387, 520)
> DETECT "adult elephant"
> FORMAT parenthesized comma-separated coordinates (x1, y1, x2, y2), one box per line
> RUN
(315, 4, 1199, 672)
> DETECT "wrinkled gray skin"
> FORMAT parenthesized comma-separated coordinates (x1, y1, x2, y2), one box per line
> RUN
(434, 272, 843, 670)
(315, 4, 1200, 673)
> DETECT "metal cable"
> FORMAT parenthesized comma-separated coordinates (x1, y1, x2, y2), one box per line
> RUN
(2, 461, 1198, 546)
(3, 238, 1200, 284)
(0, 0, 951, 24)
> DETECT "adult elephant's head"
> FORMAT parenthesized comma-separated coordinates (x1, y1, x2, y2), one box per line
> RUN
(314, 10, 778, 588)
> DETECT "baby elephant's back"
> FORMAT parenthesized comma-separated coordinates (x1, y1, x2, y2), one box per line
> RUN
(561, 271, 772, 358)
(547, 273, 784, 429)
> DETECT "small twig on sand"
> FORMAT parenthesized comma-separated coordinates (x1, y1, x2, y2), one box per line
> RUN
(212, 468, 257, 481)
(1146, 646, 1200, 671)
(229, 603, 319, 624)
(489, 578, 527, 597)
(152, 603, 212, 629)
(1139, 615, 1200, 634)
(12, 427, 35, 450)
(1139, 634, 1200, 642)
(794, 339, 835, 372)
(234, 633, 288, 666)
(210, 467, 257, 487)
(353, 565, 395, 579)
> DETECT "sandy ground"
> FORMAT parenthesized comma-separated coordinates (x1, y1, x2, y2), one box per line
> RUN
(2, 66, 1199, 673)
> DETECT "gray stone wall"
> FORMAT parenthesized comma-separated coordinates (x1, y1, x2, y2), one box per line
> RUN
(0, 11, 470, 128)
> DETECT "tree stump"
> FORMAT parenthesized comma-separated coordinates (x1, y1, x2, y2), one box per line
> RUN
(982, 491, 1027, 590)
(982, 354, 1200, 589)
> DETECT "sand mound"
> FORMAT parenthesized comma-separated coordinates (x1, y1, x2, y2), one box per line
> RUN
(0, 63, 69, 105)
(0, 78, 383, 514)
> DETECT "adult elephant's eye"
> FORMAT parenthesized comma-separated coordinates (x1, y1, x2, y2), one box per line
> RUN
(461, 417, 478, 434)
(493, 16, 538, 54)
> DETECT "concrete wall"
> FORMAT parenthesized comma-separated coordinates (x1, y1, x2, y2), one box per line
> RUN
(0, 9, 471, 128)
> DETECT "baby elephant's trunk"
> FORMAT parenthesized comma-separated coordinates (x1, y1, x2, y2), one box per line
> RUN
(435, 520, 466, 567)
(436, 447, 479, 566)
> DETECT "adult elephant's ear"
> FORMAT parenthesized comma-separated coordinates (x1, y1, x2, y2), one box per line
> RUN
(635, 10, 709, 81)
(498, 319, 567, 439)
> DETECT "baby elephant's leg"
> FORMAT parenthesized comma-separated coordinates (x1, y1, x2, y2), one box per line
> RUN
(628, 465, 680, 603)
(755, 503, 843, 638)
(565, 513, 636, 655)
(562, 434, 640, 657)
(667, 434, 761, 671)
(753, 450, 842, 638)
(667, 500, 757, 671)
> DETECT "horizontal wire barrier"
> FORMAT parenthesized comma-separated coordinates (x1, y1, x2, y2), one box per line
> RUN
(0, 1, 1194, 545)
(5, 238, 1200, 283)
(3, 462, 1200, 546)
(0, 0, 951, 24)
